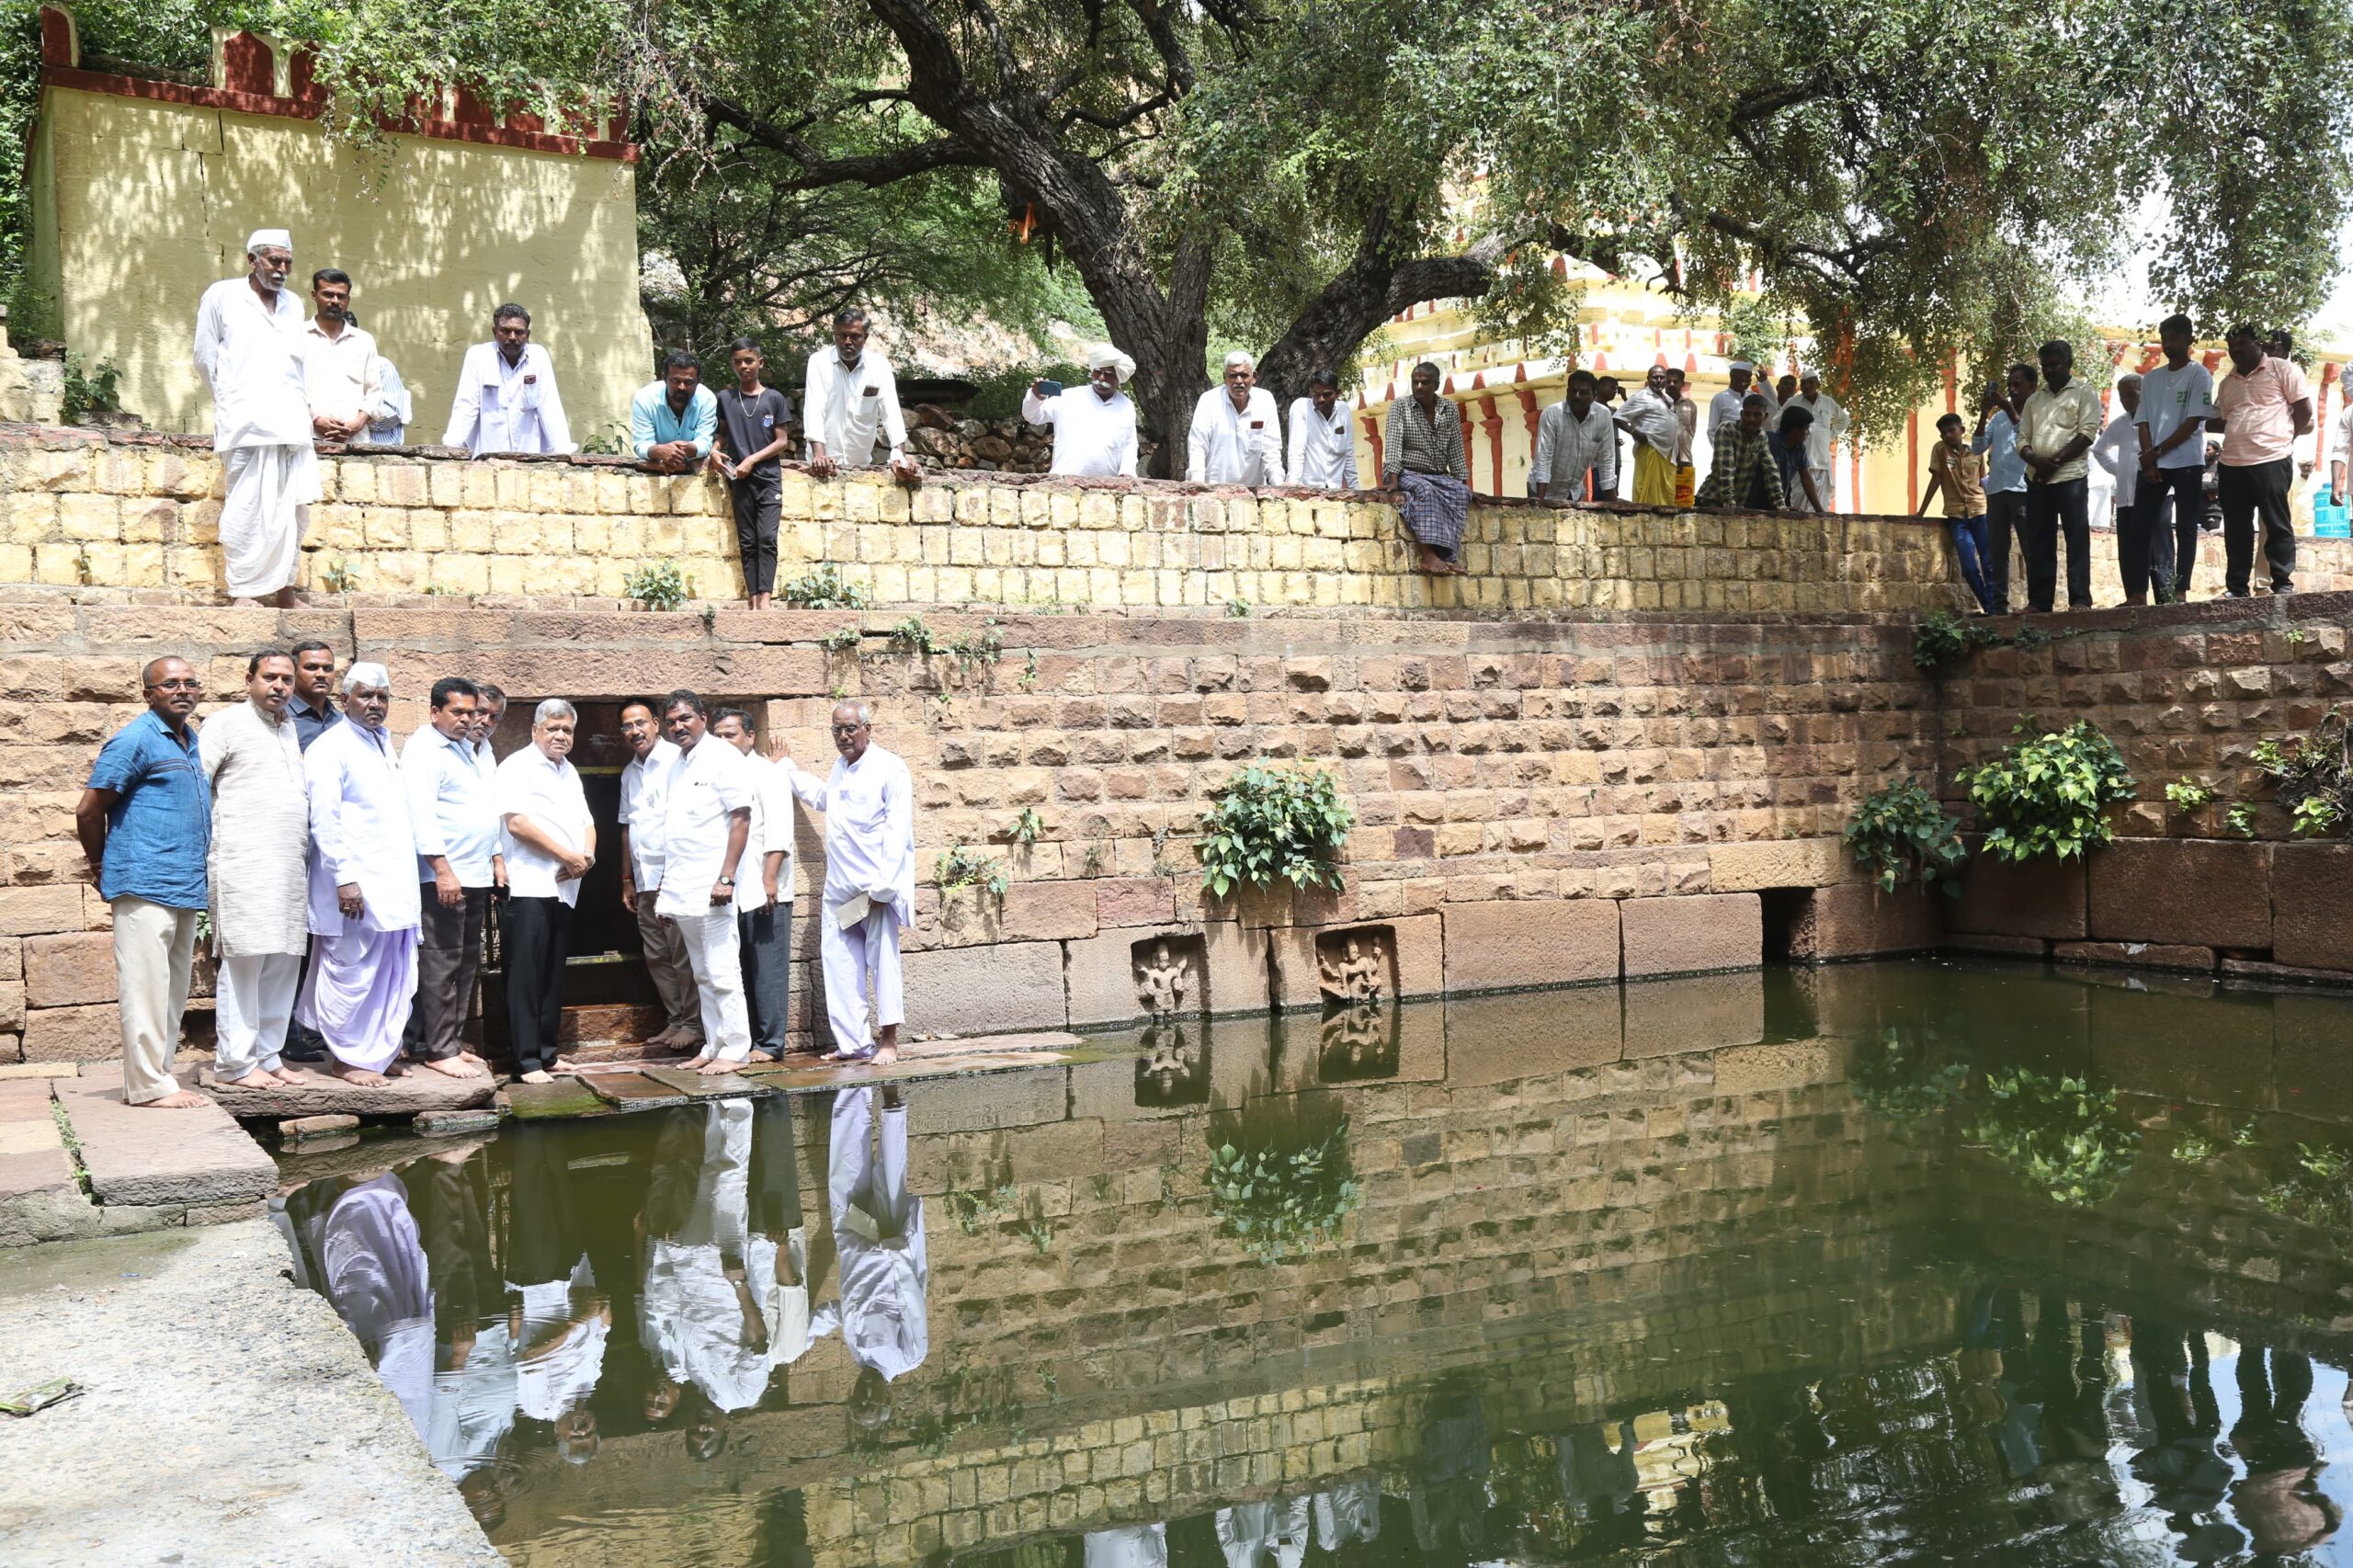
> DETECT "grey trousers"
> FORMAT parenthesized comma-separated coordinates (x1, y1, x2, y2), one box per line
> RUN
(636, 893, 701, 1040)
(738, 902, 794, 1059)
(409, 884, 487, 1062)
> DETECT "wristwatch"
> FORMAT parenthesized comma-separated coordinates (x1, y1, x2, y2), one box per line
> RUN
(717, 876, 735, 887)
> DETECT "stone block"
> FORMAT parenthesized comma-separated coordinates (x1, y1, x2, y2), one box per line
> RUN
(899, 938, 1066, 1038)
(0, 979, 18, 1034)
(2273, 842, 2353, 971)
(1942, 932, 2050, 958)
(905, 1066, 1067, 1135)
(999, 881, 1097, 943)
(1712, 1038, 1846, 1094)
(1063, 923, 1267, 1027)
(2087, 838, 2271, 950)
(1709, 838, 1847, 892)
(1949, 852, 2087, 940)
(2051, 940, 2216, 972)
(1440, 986, 1622, 1085)
(22, 1003, 121, 1062)
(1784, 883, 1941, 961)
(1440, 898, 1621, 991)
(22, 930, 117, 1007)
(53, 1075, 275, 1206)
(1620, 892, 1762, 978)
(1267, 915, 1441, 1008)
(0, 885, 85, 937)
(1621, 971, 1764, 1057)
(1095, 878, 1176, 928)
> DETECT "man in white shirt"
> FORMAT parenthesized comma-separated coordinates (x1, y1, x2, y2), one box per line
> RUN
(2090, 372, 2152, 599)
(809, 1084, 927, 1413)
(400, 676, 498, 1081)
(301, 267, 378, 444)
(443, 302, 574, 456)
(193, 226, 318, 608)
(2017, 339, 2104, 611)
(654, 691, 757, 1075)
(803, 306, 917, 482)
(617, 701, 702, 1055)
(494, 700, 595, 1084)
(1285, 369, 1359, 489)
(2135, 314, 2214, 603)
(714, 708, 797, 1062)
(299, 663, 422, 1085)
(1787, 370, 1847, 510)
(1707, 361, 1778, 443)
(775, 702, 916, 1066)
(1021, 344, 1140, 478)
(1530, 369, 1619, 502)
(1187, 351, 1283, 485)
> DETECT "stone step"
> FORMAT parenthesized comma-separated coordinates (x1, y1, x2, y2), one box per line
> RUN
(198, 1062, 498, 1121)
(0, 1079, 98, 1246)
(52, 1075, 275, 1223)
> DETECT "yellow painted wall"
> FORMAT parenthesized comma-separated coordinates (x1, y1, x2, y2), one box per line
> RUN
(28, 83, 652, 445)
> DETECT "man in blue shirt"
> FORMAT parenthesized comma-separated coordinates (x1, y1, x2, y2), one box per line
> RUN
(1972, 363, 2037, 615)
(631, 351, 718, 475)
(76, 656, 212, 1108)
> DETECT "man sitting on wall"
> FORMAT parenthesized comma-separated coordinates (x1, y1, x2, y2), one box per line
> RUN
(445, 303, 574, 457)
(193, 227, 317, 608)
(631, 351, 718, 475)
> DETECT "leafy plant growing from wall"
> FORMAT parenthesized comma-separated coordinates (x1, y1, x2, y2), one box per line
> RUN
(61, 356, 122, 423)
(1961, 720, 2136, 862)
(935, 844, 1009, 900)
(1842, 778, 1969, 895)
(1913, 609, 1998, 672)
(1966, 1066, 2140, 1208)
(1205, 1119, 1361, 1264)
(779, 561, 871, 609)
(621, 560, 691, 611)
(1196, 763, 1354, 897)
(2249, 708, 2351, 838)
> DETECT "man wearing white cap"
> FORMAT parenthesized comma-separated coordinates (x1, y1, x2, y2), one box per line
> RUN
(193, 229, 318, 608)
(1187, 351, 1283, 485)
(1709, 361, 1779, 444)
(1021, 346, 1139, 478)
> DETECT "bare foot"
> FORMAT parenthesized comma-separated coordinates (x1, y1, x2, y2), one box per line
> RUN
(870, 1045, 899, 1067)
(276, 587, 311, 608)
(228, 597, 265, 608)
(416, 1056, 487, 1079)
(139, 1089, 210, 1109)
(518, 1070, 553, 1085)
(226, 1068, 290, 1090)
(330, 1063, 389, 1086)
(695, 1056, 742, 1076)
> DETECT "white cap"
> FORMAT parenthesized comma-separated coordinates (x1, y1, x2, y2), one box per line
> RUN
(1728, 358, 1755, 372)
(1223, 350, 1256, 372)
(245, 228, 291, 255)
(1086, 343, 1136, 381)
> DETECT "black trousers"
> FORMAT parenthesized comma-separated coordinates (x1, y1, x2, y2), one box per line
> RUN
(2218, 457, 2295, 594)
(738, 901, 794, 1059)
(729, 474, 783, 596)
(2139, 463, 2205, 599)
(501, 895, 572, 1074)
(1984, 490, 2028, 613)
(407, 883, 487, 1061)
(2023, 477, 2092, 611)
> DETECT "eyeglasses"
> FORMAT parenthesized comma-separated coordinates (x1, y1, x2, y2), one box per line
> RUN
(149, 679, 201, 692)
(830, 722, 866, 735)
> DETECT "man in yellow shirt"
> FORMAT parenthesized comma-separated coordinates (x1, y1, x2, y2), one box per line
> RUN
(2017, 340, 2105, 611)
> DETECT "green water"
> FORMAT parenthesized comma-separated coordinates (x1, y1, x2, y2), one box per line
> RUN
(276, 958, 2353, 1566)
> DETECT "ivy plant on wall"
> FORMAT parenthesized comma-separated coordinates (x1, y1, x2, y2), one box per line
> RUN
(2250, 706, 2351, 838)
(1843, 778, 1969, 895)
(1960, 720, 2137, 862)
(1204, 1119, 1361, 1264)
(1195, 763, 1354, 897)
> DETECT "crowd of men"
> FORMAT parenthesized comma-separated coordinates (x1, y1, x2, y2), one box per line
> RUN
(78, 646, 918, 1108)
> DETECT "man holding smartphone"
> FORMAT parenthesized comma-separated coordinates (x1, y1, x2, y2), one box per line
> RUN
(713, 338, 796, 610)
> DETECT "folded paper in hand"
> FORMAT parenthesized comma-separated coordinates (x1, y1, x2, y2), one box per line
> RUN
(833, 892, 872, 931)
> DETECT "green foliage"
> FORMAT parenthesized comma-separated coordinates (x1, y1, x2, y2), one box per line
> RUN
(317, 557, 358, 594)
(889, 615, 938, 655)
(1003, 807, 1046, 845)
(1842, 778, 1968, 895)
(1224, 597, 1253, 619)
(966, 361, 1088, 423)
(1913, 610, 1996, 672)
(1204, 1120, 1361, 1264)
(1961, 721, 2136, 863)
(2228, 801, 2256, 839)
(1850, 1027, 1967, 1124)
(621, 559, 691, 611)
(779, 561, 870, 610)
(1195, 763, 1354, 898)
(575, 424, 632, 457)
(2165, 778, 2212, 811)
(1967, 1067, 2140, 1208)
(60, 356, 122, 422)
(2248, 709, 2352, 839)
(2256, 1141, 2353, 1228)
(944, 1184, 1018, 1235)
(820, 624, 860, 652)
(934, 844, 1008, 900)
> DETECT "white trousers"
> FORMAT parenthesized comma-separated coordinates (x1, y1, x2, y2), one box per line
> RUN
(821, 910, 903, 1054)
(828, 1085, 909, 1231)
(112, 895, 197, 1105)
(214, 951, 301, 1081)
(220, 442, 320, 597)
(674, 907, 752, 1062)
(1809, 465, 1836, 511)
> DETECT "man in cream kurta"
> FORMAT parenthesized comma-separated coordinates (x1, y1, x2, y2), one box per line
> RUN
(776, 702, 916, 1065)
(199, 650, 311, 1087)
(299, 663, 423, 1083)
(192, 228, 318, 607)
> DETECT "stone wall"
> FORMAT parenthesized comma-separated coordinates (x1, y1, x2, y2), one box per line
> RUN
(0, 426, 1969, 615)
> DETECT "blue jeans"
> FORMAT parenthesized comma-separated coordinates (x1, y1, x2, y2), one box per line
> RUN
(1949, 514, 1996, 613)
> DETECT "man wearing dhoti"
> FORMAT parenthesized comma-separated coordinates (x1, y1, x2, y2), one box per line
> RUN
(1615, 365, 1684, 507)
(811, 1085, 927, 1428)
(1380, 361, 1472, 576)
(299, 663, 422, 1085)
(774, 701, 915, 1065)
(199, 649, 311, 1088)
(193, 228, 317, 608)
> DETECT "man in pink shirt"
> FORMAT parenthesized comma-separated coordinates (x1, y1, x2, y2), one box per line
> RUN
(2210, 324, 2313, 596)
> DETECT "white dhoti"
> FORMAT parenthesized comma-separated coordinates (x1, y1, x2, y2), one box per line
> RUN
(674, 907, 753, 1062)
(298, 926, 418, 1072)
(215, 950, 301, 1081)
(821, 908, 904, 1056)
(1809, 466, 1835, 510)
(220, 442, 320, 597)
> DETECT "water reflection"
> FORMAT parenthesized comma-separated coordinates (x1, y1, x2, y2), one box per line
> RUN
(270, 960, 2353, 1566)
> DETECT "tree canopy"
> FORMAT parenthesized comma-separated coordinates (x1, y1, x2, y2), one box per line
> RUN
(6, 0, 2350, 459)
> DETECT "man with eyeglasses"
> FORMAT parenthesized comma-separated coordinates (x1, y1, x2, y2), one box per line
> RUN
(774, 702, 915, 1066)
(77, 657, 212, 1108)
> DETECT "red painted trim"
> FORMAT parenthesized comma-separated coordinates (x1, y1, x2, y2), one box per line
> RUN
(1478, 393, 1504, 494)
(39, 62, 635, 162)
(1362, 414, 1383, 477)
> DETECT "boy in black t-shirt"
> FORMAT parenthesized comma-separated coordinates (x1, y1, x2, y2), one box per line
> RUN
(713, 338, 796, 609)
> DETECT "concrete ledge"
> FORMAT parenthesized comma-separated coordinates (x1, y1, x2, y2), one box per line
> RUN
(2086, 839, 2272, 950)
(1438, 899, 1621, 991)
(1709, 839, 1847, 892)
(1620, 892, 1763, 978)
(2052, 940, 2218, 972)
